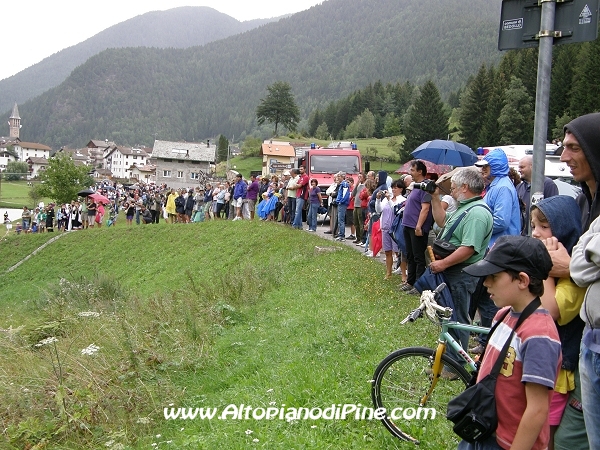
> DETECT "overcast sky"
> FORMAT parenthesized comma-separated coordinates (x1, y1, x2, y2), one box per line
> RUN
(2, 0, 323, 81)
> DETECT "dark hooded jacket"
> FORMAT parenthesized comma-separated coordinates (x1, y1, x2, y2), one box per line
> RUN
(564, 112, 600, 231)
(368, 171, 388, 214)
(534, 195, 584, 371)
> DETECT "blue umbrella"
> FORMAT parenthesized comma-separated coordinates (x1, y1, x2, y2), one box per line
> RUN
(411, 140, 477, 167)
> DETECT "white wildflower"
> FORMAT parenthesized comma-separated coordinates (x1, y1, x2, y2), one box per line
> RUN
(266, 388, 273, 393)
(253, 438, 259, 443)
(311, 425, 317, 429)
(81, 344, 100, 356)
(104, 440, 114, 447)
(78, 311, 100, 318)
(245, 429, 253, 435)
(35, 336, 58, 347)
(155, 434, 161, 438)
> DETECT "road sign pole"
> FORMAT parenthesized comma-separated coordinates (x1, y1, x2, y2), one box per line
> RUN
(530, 0, 556, 229)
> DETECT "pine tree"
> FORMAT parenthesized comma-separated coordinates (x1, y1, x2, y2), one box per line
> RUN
(458, 64, 491, 149)
(570, 39, 600, 118)
(255, 81, 300, 136)
(479, 67, 506, 146)
(548, 45, 577, 139)
(498, 76, 534, 145)
(402, 80, 449, 154)
(217, 135, 229, 163)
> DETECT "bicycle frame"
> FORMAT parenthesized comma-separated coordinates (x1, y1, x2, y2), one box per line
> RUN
(420, 319, 490, 407)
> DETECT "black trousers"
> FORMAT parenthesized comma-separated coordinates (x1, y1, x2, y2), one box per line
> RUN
(403, 226, 428, 286)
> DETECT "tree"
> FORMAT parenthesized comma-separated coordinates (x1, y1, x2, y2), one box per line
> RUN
(315, 122, 329, 140)
(5, 161, 29, 181)
(497, 76, 534, 145)
(458, 64, 491, 149)
(217, 135, 229, 163)
(255, 81, 300, 136)
(240, 136, 262, 158)
(402, 80, 449, 154)
(36, 153, 94, 204)
(357, 109, 376, 138)
(382, 113, 401, 137)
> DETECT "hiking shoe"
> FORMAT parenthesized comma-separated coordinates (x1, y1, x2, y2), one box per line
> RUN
(335, 236, 346, 241)
(400, 284, 414, 292)
(324, 230, 333, 234)
(469, 344, 485, 355)
(346, 234, 355, 240)
(364, 251, 373, 257)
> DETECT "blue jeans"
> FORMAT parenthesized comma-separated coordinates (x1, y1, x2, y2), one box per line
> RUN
(293, 198, 304, 229)
(580, 342, 600, 449)
(307, 203, 318, 230)
(444, 267, 479, 364)
(337, 204, 347, 238)
(457, 435, 502, 450)
(287, 197, 296, 224)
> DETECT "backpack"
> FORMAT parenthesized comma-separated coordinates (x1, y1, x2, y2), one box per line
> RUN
(388, 202, 406, 254)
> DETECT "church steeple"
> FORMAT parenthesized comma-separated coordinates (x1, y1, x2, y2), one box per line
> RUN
(9, 102, 20, 139)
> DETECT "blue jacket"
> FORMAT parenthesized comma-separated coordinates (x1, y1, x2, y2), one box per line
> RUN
(233, 180, 247, 200)
(483, 149, 521, 246)
(336, 180, 351, 206)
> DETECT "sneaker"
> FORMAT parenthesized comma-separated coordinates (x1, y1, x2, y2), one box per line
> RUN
(232, 217, 241, 221)
(469, 344, 485, 355)
(324, 230, 333, 234)
(406, 288, 420, 295)
(400, 284, 414, 292)
(364, 251, 373, 257)
(356, 242, 365, 247)
(392, 267, 403, 275)
(335, 237, 346, 241)
(346, 234, 355, 240)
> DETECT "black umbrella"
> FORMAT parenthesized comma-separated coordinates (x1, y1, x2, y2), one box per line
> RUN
(77, 189, 95, 197)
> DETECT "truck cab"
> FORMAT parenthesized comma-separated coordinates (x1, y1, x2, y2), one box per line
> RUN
(296, 142, 362, 207)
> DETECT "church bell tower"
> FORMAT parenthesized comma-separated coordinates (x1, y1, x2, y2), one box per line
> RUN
(9, 102, 21, 139)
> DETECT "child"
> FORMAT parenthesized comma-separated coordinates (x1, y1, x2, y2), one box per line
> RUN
(530, 196, 587, 450)
(462, 235, 561, 450)
(306, 178, 322, 232)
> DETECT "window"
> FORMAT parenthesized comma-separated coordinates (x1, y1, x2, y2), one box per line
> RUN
(190, 172, 199, 180)
(177, 171, 184, 178)
(133, 155, 137, 159)
(163, 170, 171, 177)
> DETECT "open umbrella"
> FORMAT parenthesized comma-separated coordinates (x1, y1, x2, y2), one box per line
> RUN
(396, 160, 451, 175)
(77, 188, 95, 197)
(411, 139, 477, 167)
(89, 192, 110, 204)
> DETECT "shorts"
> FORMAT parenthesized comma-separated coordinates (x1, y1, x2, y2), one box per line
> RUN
(234, 198, 243, 208)
(382, 229, 399, 252)
(126, 215, 134, 221)
(345, 208, 354, 226)
(247, 199, 256, 212)
(549, 391, 569, 426)
(87, 214, 96, 225)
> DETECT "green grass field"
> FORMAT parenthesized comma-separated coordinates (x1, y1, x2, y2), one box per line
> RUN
(0, 219, 461, 449)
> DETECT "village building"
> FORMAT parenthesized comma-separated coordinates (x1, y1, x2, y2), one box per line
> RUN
(105, 146, 151, 180)
(260, 140, 295, 178)
(151, 140, 215, 189)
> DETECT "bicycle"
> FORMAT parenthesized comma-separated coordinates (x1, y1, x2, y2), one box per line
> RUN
(371, 283, 490, 444)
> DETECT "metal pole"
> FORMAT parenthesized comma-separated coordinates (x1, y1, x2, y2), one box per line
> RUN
(530, 0, 556, 233)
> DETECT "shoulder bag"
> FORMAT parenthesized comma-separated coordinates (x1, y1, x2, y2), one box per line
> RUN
(446, 298, 541, 443)
(432, 204, 489, 260)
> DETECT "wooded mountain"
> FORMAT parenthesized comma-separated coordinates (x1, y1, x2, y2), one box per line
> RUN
(0, 7, 275, 113)
(15, 0, 504, 148)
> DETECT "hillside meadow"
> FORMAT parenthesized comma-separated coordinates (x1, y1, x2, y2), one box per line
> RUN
(0, 219, 458, 449)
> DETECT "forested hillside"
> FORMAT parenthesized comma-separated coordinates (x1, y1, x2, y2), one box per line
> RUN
(0, 7, 275, 113)
(16, 0, 503, 148)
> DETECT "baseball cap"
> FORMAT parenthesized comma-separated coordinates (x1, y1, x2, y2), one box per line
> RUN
(474, 159, 489, 167)
(463, 235, 552, 280)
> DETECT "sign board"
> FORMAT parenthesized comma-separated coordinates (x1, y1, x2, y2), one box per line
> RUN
(270, 163, 293, 170)
(499, 0, 599, 50)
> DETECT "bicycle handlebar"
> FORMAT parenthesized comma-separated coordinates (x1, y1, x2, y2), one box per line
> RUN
(400, 283, 452, 324)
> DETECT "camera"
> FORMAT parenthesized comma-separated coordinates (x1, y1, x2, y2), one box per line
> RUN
(412, 180, 437, 194)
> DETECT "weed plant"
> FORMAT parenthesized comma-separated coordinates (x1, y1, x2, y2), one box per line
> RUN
(0, 221, 460, 449)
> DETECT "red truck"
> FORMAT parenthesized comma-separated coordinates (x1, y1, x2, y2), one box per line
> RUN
(295, 142, 362, 207)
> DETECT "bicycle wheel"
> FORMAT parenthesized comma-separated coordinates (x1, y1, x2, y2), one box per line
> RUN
(371, 346, 471, 443)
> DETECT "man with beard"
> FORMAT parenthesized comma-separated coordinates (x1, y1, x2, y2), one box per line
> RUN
(429, 167, 492, 373)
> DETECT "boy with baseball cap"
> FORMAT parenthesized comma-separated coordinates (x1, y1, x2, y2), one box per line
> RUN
(460, 235, 561, 450)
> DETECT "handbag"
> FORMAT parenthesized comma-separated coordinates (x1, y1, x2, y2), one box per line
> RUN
(446, 298, 541, 443)
(432, 204, 489, 260)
